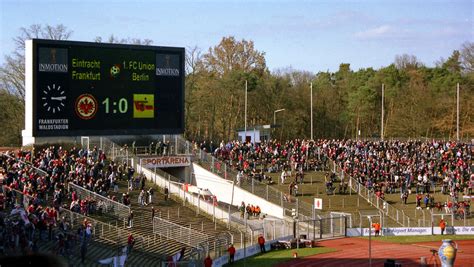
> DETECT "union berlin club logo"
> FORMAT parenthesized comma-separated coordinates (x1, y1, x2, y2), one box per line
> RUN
(75, 94, 98, 120)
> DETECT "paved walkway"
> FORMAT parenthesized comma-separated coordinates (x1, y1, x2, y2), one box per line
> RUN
(277, 237, 474, 267)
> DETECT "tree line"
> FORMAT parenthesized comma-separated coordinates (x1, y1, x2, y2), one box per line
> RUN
(0, 24, 473, 146)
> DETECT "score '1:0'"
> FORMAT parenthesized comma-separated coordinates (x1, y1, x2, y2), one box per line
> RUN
(102, 97, 128, 113)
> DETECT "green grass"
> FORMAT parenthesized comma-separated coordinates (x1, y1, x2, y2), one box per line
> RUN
(227, 247, 337, 267)
(359, 235, 474, 244)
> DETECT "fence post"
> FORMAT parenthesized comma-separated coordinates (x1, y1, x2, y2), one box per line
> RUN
(189, 224, 192, 246)
(319, 219, 323, 239)
(280, 192, 283, 213)
(183, 187, 186, 206)
(344, 216, 348, 237)
(197, 193, 200, 216)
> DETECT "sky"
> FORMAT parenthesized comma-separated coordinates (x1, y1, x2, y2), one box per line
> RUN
(0, 0, 472, 73)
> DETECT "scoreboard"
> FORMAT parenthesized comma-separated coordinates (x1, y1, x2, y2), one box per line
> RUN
(26, 39, 184, 138)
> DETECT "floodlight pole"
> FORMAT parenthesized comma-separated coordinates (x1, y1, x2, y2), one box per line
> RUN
(381, 84, 384, 141)
(368, 216, 372, 267)
(456, 83, 460, 141)
(273, 109, 286, 125)
(244, 80, 248, 143)
(310, 82, 313, 140)
(273, 109, 285, 139)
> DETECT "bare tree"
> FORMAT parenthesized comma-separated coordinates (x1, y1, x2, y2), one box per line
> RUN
(0, 24, 73, 99)
(460, 41, 474, 74)
(94, 35, 153, 45)
(394, 54, 423, 70)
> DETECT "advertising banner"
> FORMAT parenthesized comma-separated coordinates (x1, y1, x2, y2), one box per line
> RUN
(140, 156, 191, 168)
(347, 226, 474, 237)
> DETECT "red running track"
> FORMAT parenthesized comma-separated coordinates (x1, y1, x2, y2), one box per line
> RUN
(277, 238, 474, 267)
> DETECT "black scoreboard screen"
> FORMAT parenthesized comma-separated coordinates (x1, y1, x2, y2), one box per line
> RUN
(31, 39, 184, 137)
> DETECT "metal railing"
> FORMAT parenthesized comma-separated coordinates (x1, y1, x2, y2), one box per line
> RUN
(11, 186, 202, 261)
(68, 182, 130, 219)
(153, 216, 230, 259)
(8, 187, 35, 209)
(186, 141, 316, 220)
(332, 161, 412, 227)
(153, 217, 212, 248)
(1, 152, 49, 177)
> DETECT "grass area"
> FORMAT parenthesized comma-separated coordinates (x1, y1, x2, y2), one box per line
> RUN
(264, 170, 473, 227)
(359, 235, 474, 244)
(227, 247, 337, 267)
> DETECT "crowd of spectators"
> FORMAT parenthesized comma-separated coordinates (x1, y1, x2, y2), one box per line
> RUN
(202, 139, 472, 215)
(238, 201, 262, 219)
(0, 187, 93, 263)
(0, 146, 103, 259)
(0, 145, 132, 260)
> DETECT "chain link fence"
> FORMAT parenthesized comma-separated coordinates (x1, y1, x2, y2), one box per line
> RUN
(332, 161, 412, 227)
(296, 216, 348, 241)
(153, 217, 230, 259)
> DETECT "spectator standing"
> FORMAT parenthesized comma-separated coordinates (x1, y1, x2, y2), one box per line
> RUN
(258, 234, 266, 253)
(204, 254, 213, 267)
(416, 194, 422, 209)
(439, 219, 446, 235)
(424, 194, 430, 209)
(127, 211, 134, 228)
(127, 233, 135, 254)
(138, 190, 145, 206)
(402, 191, 408, 205)
(151, 206, 156, 223)
(148, 187, 154, 205)
(372, 222, 381, 237)
(228, 243, 236, 264)
(280, 170, 286, 184)
(164, 187, 169, 202)
(239, 202, 245, 219)
(236, 171, 242, 186)
(80, 239, 88, 264)
(172, 247, 186, 263)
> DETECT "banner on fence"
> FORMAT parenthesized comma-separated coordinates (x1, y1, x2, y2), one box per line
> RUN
(347, 226, 474, 237)
(140, 156, 191, 168)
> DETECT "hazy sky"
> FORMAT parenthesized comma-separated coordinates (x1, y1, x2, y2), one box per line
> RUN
(0, 0, 472, 72)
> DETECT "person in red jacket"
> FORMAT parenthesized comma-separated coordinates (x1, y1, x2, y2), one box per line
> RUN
(372, 222, 381, 237)
(228, 244, 236, 264)
(203, 254, 213, 267)
(127, 233, 135, 254)
(258, 234, 266, 253)
(439, 219, 446, 235)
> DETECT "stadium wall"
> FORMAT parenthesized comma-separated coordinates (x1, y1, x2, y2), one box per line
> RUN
(348, 226, 474, 237)
(137, 165, 231, 222)
(211, 235, 292, 267)
(192, 163, 285, 219)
